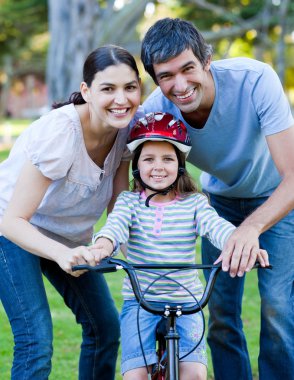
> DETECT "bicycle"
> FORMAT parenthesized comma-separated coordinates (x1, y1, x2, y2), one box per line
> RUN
(73, 258, 271, 380)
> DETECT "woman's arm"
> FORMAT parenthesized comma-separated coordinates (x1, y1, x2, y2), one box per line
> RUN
(0, 160, 96, 275)
(107, 160, 130, 214)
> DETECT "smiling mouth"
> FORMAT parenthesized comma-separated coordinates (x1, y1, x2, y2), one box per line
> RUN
(175, 88, 195, 100)
(151, 175, 167, 180)
(109, 108, 129, 114)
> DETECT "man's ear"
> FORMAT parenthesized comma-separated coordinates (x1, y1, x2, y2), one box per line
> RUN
(204, 55, 212, 71)
(80, 82, 90, 102)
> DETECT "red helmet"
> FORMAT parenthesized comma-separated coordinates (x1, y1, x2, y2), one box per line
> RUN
(127, 112, 192, 155)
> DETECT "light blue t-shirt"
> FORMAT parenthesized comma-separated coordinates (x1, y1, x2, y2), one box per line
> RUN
(143, 58, 294, 198)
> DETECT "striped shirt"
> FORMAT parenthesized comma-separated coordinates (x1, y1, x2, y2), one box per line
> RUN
(94, 191, 236, 303)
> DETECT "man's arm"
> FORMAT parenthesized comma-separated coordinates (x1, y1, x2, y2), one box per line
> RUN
(218, 126, 294, 277)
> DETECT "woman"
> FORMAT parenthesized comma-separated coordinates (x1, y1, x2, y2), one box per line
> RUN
(0, 45, 141, 379)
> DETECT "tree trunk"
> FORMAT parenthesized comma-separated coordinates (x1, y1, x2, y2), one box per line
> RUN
(275, 0, 290, 85)
(46, 0, 148, 105)
(47, 0, 101, 105)
(0, 55, 13, 117)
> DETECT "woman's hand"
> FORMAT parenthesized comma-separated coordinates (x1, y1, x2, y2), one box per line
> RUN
(57, 246, 97, 277)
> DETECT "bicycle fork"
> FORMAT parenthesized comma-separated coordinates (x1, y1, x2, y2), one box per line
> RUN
(165, 305, 182, 380)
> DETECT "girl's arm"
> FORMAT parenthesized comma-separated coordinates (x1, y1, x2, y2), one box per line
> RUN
(0, 160, 96, 276)
(91, 192, 132, 260)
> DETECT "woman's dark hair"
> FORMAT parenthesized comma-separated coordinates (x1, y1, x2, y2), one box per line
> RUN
(53, 44, 140, 109)
(131, 142, 198, 195)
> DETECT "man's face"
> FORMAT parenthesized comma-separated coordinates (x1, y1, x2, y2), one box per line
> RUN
(153, 49, 212, 114)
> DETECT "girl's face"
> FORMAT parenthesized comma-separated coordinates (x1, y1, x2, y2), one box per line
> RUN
(81, 63, 141, 129)
(138, 141, 179, 200)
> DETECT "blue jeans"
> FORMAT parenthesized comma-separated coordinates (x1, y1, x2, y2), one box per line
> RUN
(0, 236, 120, 380)
(201, 193, 294, 380)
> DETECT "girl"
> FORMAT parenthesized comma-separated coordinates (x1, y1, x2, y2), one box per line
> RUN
(0, 45, 141, 379)
(91, 112, 269, 380)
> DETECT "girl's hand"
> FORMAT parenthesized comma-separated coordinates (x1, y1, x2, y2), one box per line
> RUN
(89, 237, 114, 263)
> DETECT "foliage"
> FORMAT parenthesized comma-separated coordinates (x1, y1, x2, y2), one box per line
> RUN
(0, 0, 293, 114)
(0, 0, 48, 70)
(0, 0, 48, 116)
(46, 0, 152, 103)
(159, 0, 294, 63)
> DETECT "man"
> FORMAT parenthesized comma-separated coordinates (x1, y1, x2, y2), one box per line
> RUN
(141, 17, 294, 380)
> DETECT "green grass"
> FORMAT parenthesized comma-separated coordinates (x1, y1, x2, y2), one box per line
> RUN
(0, 124, 261, 379)
(0, 267, 260, 379)
(0, 118, 32, 138)
(0, 149, 10, 161)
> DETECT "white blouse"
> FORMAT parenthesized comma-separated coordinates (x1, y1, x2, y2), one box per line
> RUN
(0, 104, 141, 246)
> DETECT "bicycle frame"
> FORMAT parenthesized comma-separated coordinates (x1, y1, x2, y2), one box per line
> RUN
(73, 258, 271, 380)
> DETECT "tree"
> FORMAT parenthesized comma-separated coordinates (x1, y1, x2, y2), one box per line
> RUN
(47, 0, 150, 104)
(170, 0, 294, 84)
(0, 0, 48, 115)
(2, 0, 293, 113)
(0, 0, 48, 61)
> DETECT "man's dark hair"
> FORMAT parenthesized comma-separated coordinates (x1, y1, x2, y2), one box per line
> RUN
(141, 18, 213, 84)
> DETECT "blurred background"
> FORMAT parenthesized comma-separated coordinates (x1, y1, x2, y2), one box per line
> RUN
(0, 2, 293, 378)
(0, 0, 293, 124)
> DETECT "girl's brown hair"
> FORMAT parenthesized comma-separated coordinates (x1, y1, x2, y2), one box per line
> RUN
(131, 143, 199, 195)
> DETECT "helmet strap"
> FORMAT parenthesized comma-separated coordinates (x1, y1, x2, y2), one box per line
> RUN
(132, 145, 186, 207)
(144, 187, 174, 207)
(132, 167, 185, 207)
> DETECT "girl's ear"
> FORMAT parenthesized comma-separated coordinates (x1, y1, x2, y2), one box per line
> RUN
(80, 82, 90, 103)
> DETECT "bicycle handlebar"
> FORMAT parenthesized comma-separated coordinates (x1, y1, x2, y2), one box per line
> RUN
(72, 258, 272, 316)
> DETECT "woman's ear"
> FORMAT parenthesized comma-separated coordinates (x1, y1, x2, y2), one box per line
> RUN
(80, 82, 90, 103)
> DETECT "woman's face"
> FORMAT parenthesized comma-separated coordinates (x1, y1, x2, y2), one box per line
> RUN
(138, 141, 179, 199)
(82, 63, 141, 129)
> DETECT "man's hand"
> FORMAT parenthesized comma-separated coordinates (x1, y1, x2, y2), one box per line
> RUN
(214, 225, 269, 277)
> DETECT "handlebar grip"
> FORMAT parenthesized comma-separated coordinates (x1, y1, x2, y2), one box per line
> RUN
(72, 258, 118, 273)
